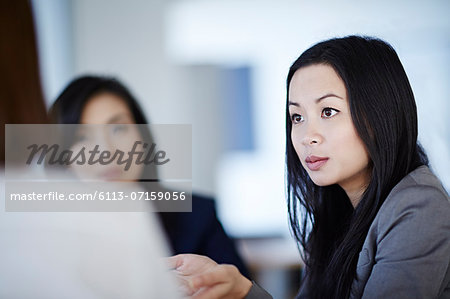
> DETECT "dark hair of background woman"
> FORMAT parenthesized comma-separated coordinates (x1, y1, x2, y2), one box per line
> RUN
(285, 35, 429, 299)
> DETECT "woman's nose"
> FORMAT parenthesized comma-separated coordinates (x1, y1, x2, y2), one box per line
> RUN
(301, 122, 323, 146)
(91, 127, 114, 152)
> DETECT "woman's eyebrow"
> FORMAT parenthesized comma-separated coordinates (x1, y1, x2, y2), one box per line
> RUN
(289, 93, 343, 107)
(107, 113, 132, 124)
(316, 93, 343, 103)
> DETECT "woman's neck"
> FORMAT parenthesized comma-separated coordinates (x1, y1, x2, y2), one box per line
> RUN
(346, 188, 365, 208)
(339, 168, 371, 208)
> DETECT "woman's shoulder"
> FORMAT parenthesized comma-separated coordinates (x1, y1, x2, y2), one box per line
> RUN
(399, 165, 447, 193)
(384, 165, 448, 207)
(355, 166, 450, 299)
(376, 165, 449, 232)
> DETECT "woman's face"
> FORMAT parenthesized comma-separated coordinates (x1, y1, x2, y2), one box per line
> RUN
(70, 92, 144, 181)
(288, 64, 371, 203)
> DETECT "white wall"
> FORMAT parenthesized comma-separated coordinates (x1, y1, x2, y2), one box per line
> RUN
(31, 0, 74, 104)
(71, 0, 167, 121)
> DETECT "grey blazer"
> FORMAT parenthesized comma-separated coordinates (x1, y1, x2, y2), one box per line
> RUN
(247, 166, 450, 299)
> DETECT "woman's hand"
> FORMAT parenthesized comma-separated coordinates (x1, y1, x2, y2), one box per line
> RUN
(167, 254, 252, 299)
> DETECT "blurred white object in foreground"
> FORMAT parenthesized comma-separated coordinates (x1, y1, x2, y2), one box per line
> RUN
(0, 172, 180, 299)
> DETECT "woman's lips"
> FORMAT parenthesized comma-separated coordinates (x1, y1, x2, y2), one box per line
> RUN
(305, 155, 329, 171)
(98, 168, 122, 180)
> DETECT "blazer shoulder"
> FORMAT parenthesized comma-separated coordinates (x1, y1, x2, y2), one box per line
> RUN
(356, 166, 450, 298)
(375, 166, 449, 234)
(381, 166, 448, 209)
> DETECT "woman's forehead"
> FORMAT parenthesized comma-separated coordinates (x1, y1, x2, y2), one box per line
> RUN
(288, 64, 346, 104)
(81, 92, 134, 124)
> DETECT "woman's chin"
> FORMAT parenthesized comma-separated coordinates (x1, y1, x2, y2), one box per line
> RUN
(309, 175, 334, 187)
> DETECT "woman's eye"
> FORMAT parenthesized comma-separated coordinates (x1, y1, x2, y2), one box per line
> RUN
(291, 114, 304, 124)
(74, 130, 89, 143)
(112, 124, 128, 134)
(74, 135, 87, 143)
(321, 108, 339, 118)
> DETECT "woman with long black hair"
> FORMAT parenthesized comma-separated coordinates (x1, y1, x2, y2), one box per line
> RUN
(168, 36, 450, 299)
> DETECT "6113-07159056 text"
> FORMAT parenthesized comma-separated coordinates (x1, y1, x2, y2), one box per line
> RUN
(9, 191, 186, 201)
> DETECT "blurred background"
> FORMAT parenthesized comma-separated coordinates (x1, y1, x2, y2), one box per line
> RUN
(31, 0, 450, 297)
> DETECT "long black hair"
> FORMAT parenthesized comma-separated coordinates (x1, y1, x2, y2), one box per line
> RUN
(286, 36, 428, 298)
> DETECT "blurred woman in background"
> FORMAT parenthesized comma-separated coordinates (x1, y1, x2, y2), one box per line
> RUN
(49, 75, 250, 278)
